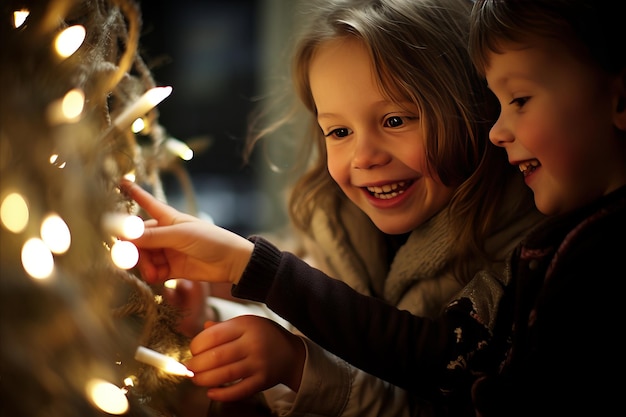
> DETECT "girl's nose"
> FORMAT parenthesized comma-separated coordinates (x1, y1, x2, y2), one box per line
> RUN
(351, 133, 391, 170)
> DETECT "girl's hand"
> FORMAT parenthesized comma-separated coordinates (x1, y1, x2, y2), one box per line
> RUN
(186, 315, 306, 402)
(120, 180, 254, 285)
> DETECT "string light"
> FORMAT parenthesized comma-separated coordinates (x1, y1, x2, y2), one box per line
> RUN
(47, 88, 85, 124)
(5, 3, 198, 415)
(112, 86, 173, 130)
(49, 153, 68, 169)
(123, 171, 136, 182)
(164, 279, 178, 289)
(131, 117, 146, 133)
(134, 346, 194, 377)
(55, 25, 86, 58)
(102, 213, 145, 239)
(40, 214, 71, 254)
(85, 378, 129, 415)
(165, 137, 194, 161)
(110, 239, 139, 270)
(13, 9, 29, 28)
(21, 238, 54, 279)
(1, 192, 29, 233)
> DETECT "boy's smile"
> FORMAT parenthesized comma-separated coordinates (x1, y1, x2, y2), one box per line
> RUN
(485, 39, 626, 215)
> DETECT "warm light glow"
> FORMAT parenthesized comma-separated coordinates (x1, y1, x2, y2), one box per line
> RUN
(165, 138, 194, 161)
(22, 238, 54, 279)
(49, 154, 67, 168)
(40, 214, 71, 254)
(110, 240, 139, 270)
(1, 192, 29, 233)
(63, 88, 85, 119)
(123, 171, 136, 182)
(13, 10, 29, 28)
(164, 279, 178, 289)
(131, 118, 145, 133)
(47, 88, 85, 124)
(134, 346, 194, 377)
(102, 213, 145, 239)
(113, 86, 172, 130)
(85, 378, 129, 415)
(120, 376, 135, 394)
(55, 25, 86, 58)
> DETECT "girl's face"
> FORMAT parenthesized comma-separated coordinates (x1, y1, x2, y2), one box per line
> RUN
(308, 37, 455, 234)
(486, 38, 626, 215)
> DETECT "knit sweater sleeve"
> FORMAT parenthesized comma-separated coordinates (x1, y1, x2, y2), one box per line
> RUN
(232, 236, 452, 395)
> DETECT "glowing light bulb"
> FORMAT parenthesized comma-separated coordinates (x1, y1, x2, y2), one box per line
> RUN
(164, 279, 178, 289)
(47, 88, 85, 124)
(13, 9, 29, 28)
(131, 117, 146, 133)
(102, 213, 144, 239)
(134, 346, 194, 377)
(49, 154, 67, 168)
(123, 171, 136, 182)
(40, 214, 71, 254)
(62, 88, 85, 118)
(55, 25, 86, 58)
(22, 238, 54, 279)
(85, 378, 129, 415)
(110, 240, 139, 270)
(165, 138, 194, 160)
(1, 192, 29, 233)
(112, 86, 172, 130)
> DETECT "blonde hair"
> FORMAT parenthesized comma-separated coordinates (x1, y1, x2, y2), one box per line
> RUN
(248, 0, 530, 283)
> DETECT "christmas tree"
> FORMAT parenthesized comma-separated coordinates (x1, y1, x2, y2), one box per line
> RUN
(0, 0, 201, 415)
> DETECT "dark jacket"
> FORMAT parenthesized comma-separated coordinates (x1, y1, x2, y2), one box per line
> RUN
(233, 185, 626, 417)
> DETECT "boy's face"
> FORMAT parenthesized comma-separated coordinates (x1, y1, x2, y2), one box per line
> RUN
(485, 39, 626, 215)
(308, 37, 455, 235)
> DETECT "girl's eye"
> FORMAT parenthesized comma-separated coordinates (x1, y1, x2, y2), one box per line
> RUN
(384, 115, 404, 128)
(509, 96, 530, 108)
(325, 127, 351, 139)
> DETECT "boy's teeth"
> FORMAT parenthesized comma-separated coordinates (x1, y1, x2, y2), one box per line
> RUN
(519, 159, 539, 176)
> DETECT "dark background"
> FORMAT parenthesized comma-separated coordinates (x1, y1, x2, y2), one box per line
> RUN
(138, 0, 294, 236)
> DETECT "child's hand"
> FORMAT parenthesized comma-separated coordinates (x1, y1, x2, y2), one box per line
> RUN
(120, 180, 254, 285)
(160, 280, 215, 338)
(186, 315, 306, 402)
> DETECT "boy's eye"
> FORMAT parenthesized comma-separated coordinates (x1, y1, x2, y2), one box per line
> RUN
(384, 115, 404, 128)
(509, 96, 530, 108)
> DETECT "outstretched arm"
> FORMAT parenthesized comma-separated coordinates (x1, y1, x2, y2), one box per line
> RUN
(121, 181, 468, 397)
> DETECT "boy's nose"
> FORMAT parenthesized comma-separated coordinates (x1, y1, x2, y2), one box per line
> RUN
(488, 117, 514, 147)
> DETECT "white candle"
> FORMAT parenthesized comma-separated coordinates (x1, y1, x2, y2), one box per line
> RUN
(113, 86, 172, 130)
(134, 346, 194, 377)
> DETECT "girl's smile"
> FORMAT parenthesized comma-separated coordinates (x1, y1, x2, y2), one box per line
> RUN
(308, 36, 454, 234)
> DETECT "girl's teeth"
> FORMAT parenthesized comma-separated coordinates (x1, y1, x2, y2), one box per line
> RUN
(367, 181, 408, 199)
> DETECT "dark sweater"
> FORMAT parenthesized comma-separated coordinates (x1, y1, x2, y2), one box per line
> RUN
(233, 186, 626, 417)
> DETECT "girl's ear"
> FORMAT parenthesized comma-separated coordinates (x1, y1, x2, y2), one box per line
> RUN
(614, 68, 626, 131)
